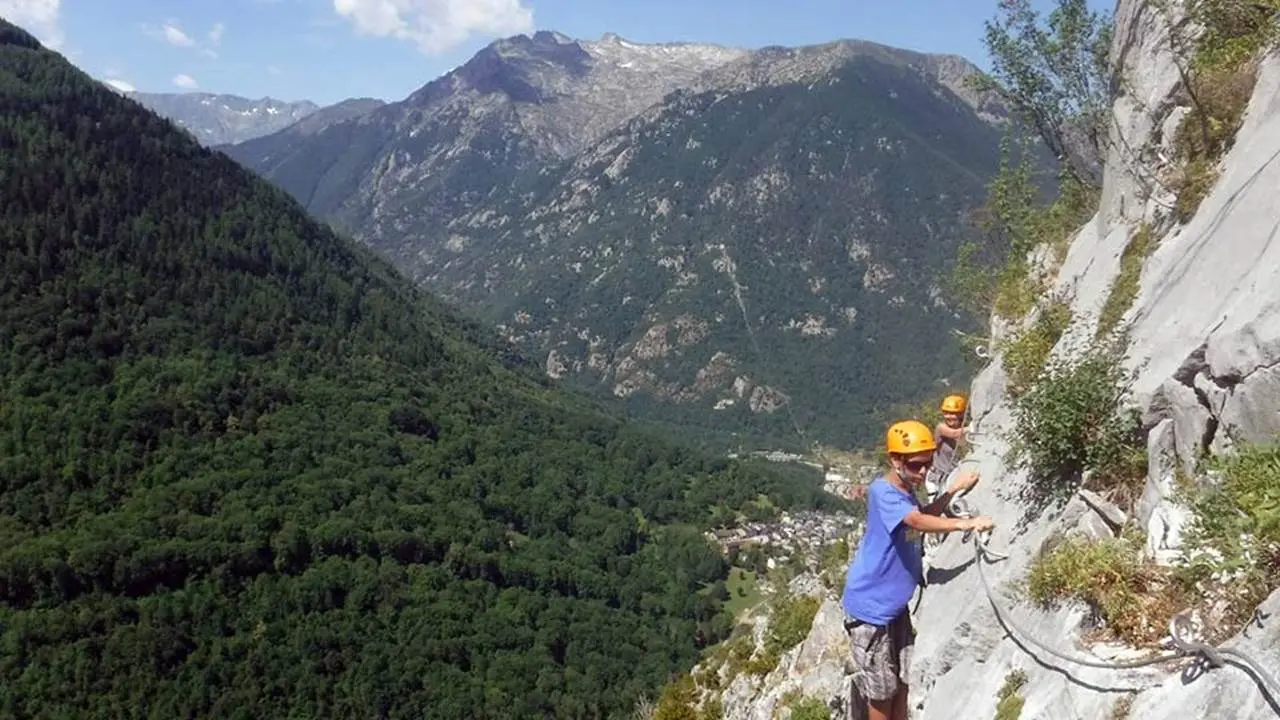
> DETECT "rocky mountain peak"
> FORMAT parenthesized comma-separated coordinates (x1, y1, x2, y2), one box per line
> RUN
(398, 29, 747, 158)
(487, 30, 593, 69)
(581, 32, 748, 78)
(414, 29, 747, 93)
(917, 53, 1009, 123)
(273, 97, 386, 138)
(538, 29, 576, 44)
(452, 32, 593, 103)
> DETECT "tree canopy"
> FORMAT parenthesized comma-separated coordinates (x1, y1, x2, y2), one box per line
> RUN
(972, 0, 1113, 189)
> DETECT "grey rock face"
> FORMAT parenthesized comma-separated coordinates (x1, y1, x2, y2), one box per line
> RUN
(126, 92, 321, 145)
(1138, 419, 1191, 566)
(1148, 376, 1213, 473)
(1077, 488, 1128, 532)
(719, 598, 853, 720)
(901, 0, 1280, 716)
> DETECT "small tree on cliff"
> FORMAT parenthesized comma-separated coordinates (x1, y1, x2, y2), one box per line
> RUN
(970, 0, 1115, 191)
(952, 0, 1115, 320)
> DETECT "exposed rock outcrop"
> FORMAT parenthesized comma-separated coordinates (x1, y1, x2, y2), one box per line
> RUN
(712, 548, 862, 720)
(906, 0, 1280, 717)
(1127, 590, 1280, 718)
(720, 598, 854, 720)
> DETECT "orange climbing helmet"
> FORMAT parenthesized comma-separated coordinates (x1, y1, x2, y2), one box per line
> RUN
(886, 420, 937, 455)
(940, 394, 967, 414)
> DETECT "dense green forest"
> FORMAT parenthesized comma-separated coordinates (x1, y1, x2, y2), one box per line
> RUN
(0, 21, 842, 718)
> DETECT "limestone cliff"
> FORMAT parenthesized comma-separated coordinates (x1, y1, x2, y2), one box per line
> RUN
(908, 0, 1280, 717)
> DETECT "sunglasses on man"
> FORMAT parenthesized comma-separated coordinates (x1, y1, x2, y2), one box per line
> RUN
(903, 457, 933, 473)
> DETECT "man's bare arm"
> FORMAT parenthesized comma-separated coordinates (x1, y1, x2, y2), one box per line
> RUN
(903, 509, 990, 534)
(934, 423, 965, 441)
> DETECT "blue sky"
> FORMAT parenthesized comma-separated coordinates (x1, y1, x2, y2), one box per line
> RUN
(2, 0, 1113, 106)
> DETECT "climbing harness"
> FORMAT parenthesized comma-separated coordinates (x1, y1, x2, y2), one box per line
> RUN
(970, 530, 1280, 705)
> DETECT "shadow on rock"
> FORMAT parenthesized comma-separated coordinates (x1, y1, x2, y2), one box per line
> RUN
(1179, 655, 1280, 716)
(925, 556, 975, 587)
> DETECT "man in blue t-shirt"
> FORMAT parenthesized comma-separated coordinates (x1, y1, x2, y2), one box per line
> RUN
(841, 420, 993, 720)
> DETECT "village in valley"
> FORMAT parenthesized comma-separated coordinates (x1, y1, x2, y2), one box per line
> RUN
(706, 508, 861, 562)
(707, 448, 876, 573)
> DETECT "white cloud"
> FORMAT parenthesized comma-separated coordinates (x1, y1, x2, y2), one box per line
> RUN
(332, 0, 533, 54)
(104, 78, 136, 93)
(161, 22, 195, 47)
(144, 19, 223, 58)
(0, 0, 64, 49)
(172, 73, 198, 89)
(267, 65, 283, 76)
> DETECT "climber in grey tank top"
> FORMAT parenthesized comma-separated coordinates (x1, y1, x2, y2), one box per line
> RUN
(919, 393, 984, 578)
(925, 394, 967, 500)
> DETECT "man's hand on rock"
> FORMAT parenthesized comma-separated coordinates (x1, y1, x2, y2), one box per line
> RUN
(962, 516, 994, 533)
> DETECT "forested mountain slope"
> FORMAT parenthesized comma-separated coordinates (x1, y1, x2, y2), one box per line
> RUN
(226, 33, 1015, 448)
(0, 20, 837, 718)
(436, 47, 1011, 447)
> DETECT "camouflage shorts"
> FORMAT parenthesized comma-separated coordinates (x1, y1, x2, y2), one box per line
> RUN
(846, 611, 915, 702)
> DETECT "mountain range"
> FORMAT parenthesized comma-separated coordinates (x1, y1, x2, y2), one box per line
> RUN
(122, 91, 373, 146)
(222, 31, 1014, 449)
